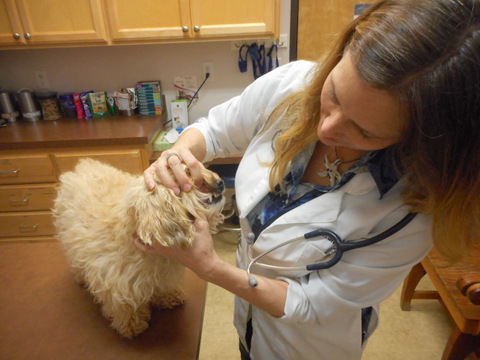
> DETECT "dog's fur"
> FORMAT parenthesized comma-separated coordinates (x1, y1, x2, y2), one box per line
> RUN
(53, 158, 224, 338)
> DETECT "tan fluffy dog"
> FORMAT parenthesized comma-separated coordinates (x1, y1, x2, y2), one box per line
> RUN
(53, 158, 225, 339)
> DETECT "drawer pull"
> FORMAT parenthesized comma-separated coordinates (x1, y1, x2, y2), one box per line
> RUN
(19, 224, 39, 232)
(0, 169, 19, 175)
(9, 198, 29, 204)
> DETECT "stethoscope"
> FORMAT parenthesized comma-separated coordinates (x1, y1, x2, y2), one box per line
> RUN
(246, 212, 417, 287)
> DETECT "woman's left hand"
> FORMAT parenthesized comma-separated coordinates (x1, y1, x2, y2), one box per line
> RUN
(134, 214, 221, 279)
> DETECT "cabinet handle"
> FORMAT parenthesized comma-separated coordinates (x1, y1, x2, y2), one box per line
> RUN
(182, 26, 189, 32)
(9, 198, 29, 204)
(19, 224, 39, 232)
(13, 33, 21, 40)
(24, 32, 31, 40)
(0, 169, 19, 175)
(194, 26, 201, 32)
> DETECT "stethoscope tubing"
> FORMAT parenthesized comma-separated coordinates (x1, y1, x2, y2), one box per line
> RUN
(246, 212, 417, 286)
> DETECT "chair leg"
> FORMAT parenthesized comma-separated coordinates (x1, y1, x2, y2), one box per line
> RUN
(400, 262, 427, 311)
(441, 326, 479, 360)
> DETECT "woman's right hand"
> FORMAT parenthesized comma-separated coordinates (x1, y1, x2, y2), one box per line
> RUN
(144, 146, 205, 194)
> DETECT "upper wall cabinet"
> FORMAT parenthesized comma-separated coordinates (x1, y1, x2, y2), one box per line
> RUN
(104, 0, 191, 41)
(104, 0, 279, 43)
(0, 0, 108, 47)
(0, 0, 279, 49)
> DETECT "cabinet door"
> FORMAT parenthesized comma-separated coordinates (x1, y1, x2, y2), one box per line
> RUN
(190, 0, 279, 39)
(0, 0, 25, 45)
(12, 0, 108, 45)
(104, 0, 192, 41)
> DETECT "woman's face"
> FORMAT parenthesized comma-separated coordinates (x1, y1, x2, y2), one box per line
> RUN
(318, 51, 405, 151)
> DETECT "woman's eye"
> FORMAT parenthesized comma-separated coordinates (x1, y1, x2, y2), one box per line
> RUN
(361, 131, 374, 139)
(328, 83, 339, 104)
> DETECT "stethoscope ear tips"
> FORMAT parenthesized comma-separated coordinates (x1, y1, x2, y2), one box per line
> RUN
(249, 276, 258, 287)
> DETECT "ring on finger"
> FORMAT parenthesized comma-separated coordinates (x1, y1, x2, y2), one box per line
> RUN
(166, 152, 182, 162)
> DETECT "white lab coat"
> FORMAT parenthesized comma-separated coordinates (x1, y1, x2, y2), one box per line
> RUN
(188, 61, 432, 360)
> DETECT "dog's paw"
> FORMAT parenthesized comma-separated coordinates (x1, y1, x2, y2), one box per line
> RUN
(153, 288, 185, 309)
(108, 303, 152, 339)
(117, 317, 150, 339)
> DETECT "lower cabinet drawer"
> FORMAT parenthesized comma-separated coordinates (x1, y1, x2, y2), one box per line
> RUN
(0, 211, 55, 238)
(0, 184, 57, 212)
(0, 155, 57, 185)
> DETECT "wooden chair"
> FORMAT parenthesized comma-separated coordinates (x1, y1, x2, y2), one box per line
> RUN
(400, 242, 480, 360)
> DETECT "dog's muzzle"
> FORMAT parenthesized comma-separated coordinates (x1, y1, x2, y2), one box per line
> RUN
(205, 179, 225, 205)
(215, 180, 225, 194)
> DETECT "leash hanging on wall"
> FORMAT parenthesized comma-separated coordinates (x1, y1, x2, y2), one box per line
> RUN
(237, 40, 280, 79)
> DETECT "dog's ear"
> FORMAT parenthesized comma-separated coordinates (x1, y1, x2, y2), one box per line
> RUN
(126, 178, 194, 248)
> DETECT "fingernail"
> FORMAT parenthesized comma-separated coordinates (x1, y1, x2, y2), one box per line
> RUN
(183, 183, 191, 192)
(173, 187, 181, 195)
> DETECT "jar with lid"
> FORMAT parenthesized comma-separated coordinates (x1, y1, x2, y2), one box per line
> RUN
(58, 93, 77, 118)
(17, 88, 41, 121)
(35, 90, 62, 120)
(0, 90, 19, 122)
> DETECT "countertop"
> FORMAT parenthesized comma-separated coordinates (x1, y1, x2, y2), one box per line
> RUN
(0, 241, 207, 360)
(0, 113, 166, 150)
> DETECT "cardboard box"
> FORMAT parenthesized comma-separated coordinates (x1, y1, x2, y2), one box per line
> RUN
(171, 99, 188, 128)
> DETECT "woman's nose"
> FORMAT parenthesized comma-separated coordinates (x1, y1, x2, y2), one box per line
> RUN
(321, 110, 347, 136)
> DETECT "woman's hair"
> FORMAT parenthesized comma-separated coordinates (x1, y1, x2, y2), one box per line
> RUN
(269, 0, 480, 260)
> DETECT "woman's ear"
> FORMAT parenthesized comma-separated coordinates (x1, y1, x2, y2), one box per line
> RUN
(126, 178, 194, 248)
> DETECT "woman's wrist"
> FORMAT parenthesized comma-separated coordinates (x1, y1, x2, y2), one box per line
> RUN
(193, 254, 228, 282)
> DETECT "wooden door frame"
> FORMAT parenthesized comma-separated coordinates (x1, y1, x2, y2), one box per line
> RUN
(289, 0, 299, 61)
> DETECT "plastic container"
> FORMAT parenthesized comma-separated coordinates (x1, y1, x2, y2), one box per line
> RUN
(35, 90, 62, 121)
(58, 93, 77, 118)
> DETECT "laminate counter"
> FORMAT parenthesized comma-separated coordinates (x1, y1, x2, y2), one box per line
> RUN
(0, 114, 165, 150)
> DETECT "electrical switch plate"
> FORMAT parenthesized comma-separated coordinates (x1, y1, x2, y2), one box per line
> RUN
(35, 71, 49, 89)
(202, 62, 214, 81)
(278, 33, 289, 48)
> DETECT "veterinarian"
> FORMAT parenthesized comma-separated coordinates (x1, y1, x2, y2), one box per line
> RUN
(136, 0, 480, 358)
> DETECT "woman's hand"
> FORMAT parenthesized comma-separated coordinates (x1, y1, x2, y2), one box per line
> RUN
(135, 215, 288, 317)
(134, 214, 221, 279)
(144, 146, 205, 194)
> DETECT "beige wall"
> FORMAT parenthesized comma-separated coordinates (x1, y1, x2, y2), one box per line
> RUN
(0, 1, 291, 124)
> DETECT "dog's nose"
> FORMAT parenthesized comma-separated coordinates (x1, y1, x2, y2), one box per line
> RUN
(215, 180, 225, 194)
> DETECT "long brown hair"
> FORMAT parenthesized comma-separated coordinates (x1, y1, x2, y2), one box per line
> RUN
(268, 0, 480, 260)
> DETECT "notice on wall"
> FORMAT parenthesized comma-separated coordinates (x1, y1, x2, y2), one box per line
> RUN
(173, 76, 198, 102)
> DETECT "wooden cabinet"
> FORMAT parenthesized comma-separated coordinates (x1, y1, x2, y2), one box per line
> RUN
(0, 147, 150, 242)
(0, 115, 163, 243)
(104, 0, 191, 42)
(1, 0, 279, 48)
(188, 0, 279, 40)
(0, 0, 108, 47)
(0, 154, 58, 240)
(62, 0, 278, 44)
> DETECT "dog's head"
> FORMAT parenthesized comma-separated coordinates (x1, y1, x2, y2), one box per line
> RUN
(126, 167, 225, 248)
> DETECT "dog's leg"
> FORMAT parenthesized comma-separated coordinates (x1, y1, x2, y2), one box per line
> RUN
(152, 287, 185, 309)
(101, 299, 151, 339)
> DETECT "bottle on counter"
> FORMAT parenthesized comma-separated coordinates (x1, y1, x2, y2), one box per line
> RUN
(17, 88, 41, 121)
(35, 90, 62, 121)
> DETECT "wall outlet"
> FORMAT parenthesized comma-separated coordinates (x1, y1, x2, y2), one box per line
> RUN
(202, 62, 214, 81)
(35, 71, 49, 89)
